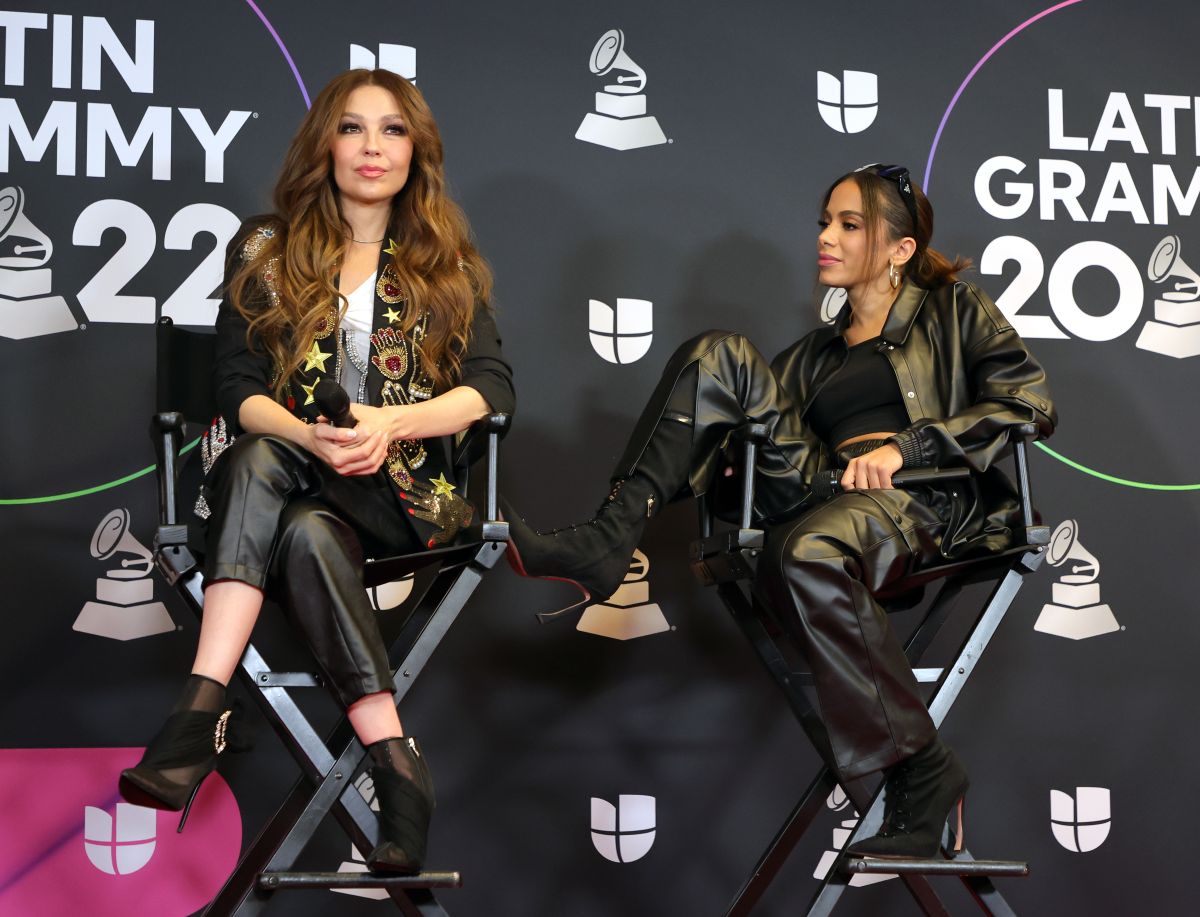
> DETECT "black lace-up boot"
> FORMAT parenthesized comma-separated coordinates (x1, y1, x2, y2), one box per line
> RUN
(502, 412, 693, 610)
(846, 737, 969, 859)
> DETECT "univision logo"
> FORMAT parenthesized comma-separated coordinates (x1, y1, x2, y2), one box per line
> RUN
(1050, 787, 1111, 853)
(350, 42, 416, 81)
(816, 70, 878, 134)
(590, 795, 655, 863)
(589, 298, 652, 364)
(83, 803, 156, 876)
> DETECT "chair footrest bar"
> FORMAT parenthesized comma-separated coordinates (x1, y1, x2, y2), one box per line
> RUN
(257, 870, 463, 890)
(254, 672, 323, 687)
(844, 858, 1028, 877)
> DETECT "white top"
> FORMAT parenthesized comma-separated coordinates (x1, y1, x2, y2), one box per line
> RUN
(338, 271, 377, 403)
(342, 271, 377, 334)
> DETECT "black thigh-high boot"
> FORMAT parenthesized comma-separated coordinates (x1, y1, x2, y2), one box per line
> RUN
(502, 400, 694, 605)
(503, 330, 820, 604)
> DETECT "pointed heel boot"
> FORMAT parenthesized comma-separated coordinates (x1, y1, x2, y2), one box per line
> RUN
(501, 402, 695, 619)
(500, 482, 654, 620)
(846, 738, 970, 860)
(118, 674, 241, 832)
(366, 737, 435, 875)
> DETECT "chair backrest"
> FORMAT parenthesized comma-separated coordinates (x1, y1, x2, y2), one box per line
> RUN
(156, 316, 218, 424)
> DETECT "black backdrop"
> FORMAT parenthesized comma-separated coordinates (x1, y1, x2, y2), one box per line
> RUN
(2, 1, 1197, 914)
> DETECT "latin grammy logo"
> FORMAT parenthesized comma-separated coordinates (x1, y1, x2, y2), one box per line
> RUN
(74, 508, 175, 641)
(0, 186, 77, 340)
(812, 786, 895, 886)
(575, 29, 667, 151)
(1136, 234, 1200, 359)
(1034, 519, 1120, 641)
(576, 549, 670, 641)
(333, 844, 389, 901)
(820, 287, 848, 325)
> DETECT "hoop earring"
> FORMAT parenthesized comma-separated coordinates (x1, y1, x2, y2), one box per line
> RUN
(888, 260, 901, 290)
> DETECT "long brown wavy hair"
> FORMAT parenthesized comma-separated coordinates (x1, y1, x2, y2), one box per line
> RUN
(822, 168, 970, 288)
(228, 69, 493, 396)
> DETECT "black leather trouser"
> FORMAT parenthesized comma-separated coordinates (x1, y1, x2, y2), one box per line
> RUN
(203, 434, 422, 705)
(621, 332, 945, 779)
(755, 488, 944, 779)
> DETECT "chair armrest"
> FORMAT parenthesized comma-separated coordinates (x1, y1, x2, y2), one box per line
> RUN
(150, 412, 186, 527)
(1008, 423, 1049, 545)
(452, 413, 511, 468)
(729, 423, 770, 529)
(452, 412, 511, 533)
(149, 410, 199, 583)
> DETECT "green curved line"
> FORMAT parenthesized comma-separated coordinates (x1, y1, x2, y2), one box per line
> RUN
(4, 436, 1193, 501)
(1035, 441, 1200, 491)
(0, 438, 201, 506)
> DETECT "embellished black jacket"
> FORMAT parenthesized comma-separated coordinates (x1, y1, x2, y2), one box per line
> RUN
(209, 220, 515, 547)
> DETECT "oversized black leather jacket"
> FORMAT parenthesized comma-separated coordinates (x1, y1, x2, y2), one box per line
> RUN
(770, 279, 1056, 553)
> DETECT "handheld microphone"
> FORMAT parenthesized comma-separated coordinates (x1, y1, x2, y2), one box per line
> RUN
(809, 467, 972, 502)
(313, 379, 358, 429)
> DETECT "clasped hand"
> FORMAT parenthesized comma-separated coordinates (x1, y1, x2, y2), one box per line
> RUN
(306, 404, 400, 476)
(839, 443, 903, 491)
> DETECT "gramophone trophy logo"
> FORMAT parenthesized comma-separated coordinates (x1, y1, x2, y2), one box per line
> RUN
(812, 786, 895, 887)
(1034, 520, 1120, 641)
(577, 549, 670, 641)
(74, 508, 175, 641)
(1136, 234, 1200, 359)
(820, 287, 848, 325)
(575, 29, 667, 151)
(0, 186, 77, 339)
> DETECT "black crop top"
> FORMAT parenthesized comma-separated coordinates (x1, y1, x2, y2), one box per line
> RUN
(806, 337, 909, 448)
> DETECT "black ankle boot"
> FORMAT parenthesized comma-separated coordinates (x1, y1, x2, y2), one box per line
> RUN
(846, 738, 969, 859)
(119, 674, 240, 832)
(366, 737, 435, 875)
(502, 413, 694, 612)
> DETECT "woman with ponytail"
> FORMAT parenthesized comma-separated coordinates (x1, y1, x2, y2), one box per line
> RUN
(503, 163, 1054, 859)
(119, 69, 513, 875)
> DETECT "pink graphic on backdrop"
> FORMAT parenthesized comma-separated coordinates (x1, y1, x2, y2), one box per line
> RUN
(0, 748, 241, 917)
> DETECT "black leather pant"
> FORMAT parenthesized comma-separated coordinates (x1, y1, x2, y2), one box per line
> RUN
(203, 434, 422, 705)
(623, 332, 945, 779)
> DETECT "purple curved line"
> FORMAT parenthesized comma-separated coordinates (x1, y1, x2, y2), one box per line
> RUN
(243, 0, 311, 109)
(923, 0, 1086, 191)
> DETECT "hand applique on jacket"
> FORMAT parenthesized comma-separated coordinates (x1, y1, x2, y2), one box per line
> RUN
(399, 473, 474, 547)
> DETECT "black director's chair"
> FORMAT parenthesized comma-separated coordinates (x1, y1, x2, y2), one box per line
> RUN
(690, 423, 1049, 916)
(149, 316, 510, 916)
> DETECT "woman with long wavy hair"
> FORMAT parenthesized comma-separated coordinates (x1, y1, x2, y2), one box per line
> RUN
(119, 69, 514, 874)
(504, 164, 1054, 859)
